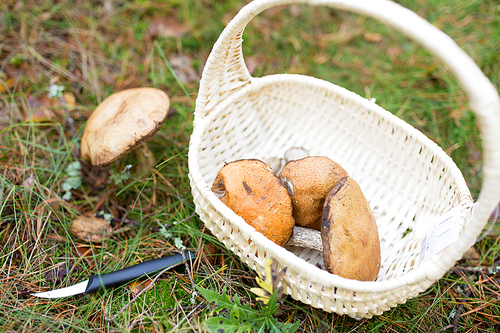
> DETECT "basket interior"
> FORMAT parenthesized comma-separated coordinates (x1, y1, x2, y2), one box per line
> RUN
(194, 74, 471, 282)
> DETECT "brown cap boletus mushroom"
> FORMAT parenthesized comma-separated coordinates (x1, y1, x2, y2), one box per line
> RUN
(278, 156, 348, 230)
(211, 159, 295, 246)
(80, 87, 170, 174)
(321, 176, 381, 281)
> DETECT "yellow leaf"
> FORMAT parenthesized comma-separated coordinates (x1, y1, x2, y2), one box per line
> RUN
(256, 296, 270, 305)
(249, 287, 269, 298)
(256, 276, 273, 294)
(251, 258, 286, 305)
(261, 258, 274, 288)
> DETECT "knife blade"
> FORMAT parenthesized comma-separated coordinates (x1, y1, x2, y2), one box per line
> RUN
(32, 251, 194, 299)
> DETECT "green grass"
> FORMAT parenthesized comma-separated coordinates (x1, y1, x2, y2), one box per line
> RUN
(1, 0, 500, 331)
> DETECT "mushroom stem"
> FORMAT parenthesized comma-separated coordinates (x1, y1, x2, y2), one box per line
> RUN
(284, 147, 310, 163)
(286, 226, 323, 252)
(134, 142, 156, 175)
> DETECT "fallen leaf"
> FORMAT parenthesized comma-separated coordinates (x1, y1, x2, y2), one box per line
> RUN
(464, 245, 480, 264)
(312, 53, 329, 65)
(148, 14, 187, 38)
(60, 92, 76, 107)
(129, 277, 155, 295)
(25, 95, 55, 121)
(250, 257, 286, 305)
(23, 92, 77, 122)
(39, 12, 52, 21)
(0, 77, 15, 93)
(387, 45, 403, 59)
(69, 214, 112, 243)
(201, 243, 218, 266)
(73, 244, 97, 268)
(363, 32, 383, 43)
(45, 234, 68, 242)
(169, 55, 199, 83)
(45, 261, 80, 282)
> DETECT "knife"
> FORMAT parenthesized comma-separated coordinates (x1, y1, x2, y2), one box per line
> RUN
(32, 251, 194, 299)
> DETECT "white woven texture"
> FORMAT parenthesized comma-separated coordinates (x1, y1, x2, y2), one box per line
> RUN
(188, 0, 500, 319)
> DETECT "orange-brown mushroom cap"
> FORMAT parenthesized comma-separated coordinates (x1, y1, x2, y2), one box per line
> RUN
(80, 87, 170, 166)
(212, 159, 295, 246)
(278, 156, 348, 230)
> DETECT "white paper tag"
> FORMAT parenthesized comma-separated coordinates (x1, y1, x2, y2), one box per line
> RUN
(418, 206, 463, 264)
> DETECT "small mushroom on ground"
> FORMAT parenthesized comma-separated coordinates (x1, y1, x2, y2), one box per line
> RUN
(80, 87, 170, 174)
(211, 159, 295, 246)
(278, 156, 348, 230)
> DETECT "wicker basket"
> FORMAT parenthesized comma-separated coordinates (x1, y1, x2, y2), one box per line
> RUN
(188, 0, 500, 319)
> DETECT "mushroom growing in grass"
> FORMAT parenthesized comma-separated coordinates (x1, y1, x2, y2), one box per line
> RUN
(80, 87, 170, 174)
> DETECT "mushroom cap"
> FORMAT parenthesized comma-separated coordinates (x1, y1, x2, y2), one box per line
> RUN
(278, 156, 348, 230)
(80, 87, 170, 166)
(321, 176, 381, 281)
(212, 159, 295, 246)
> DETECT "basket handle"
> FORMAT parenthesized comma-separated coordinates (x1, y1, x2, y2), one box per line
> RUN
(195, 0, 500, 267)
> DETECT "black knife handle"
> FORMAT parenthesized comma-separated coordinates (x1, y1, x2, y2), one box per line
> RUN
(84, 251, 194, 294)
